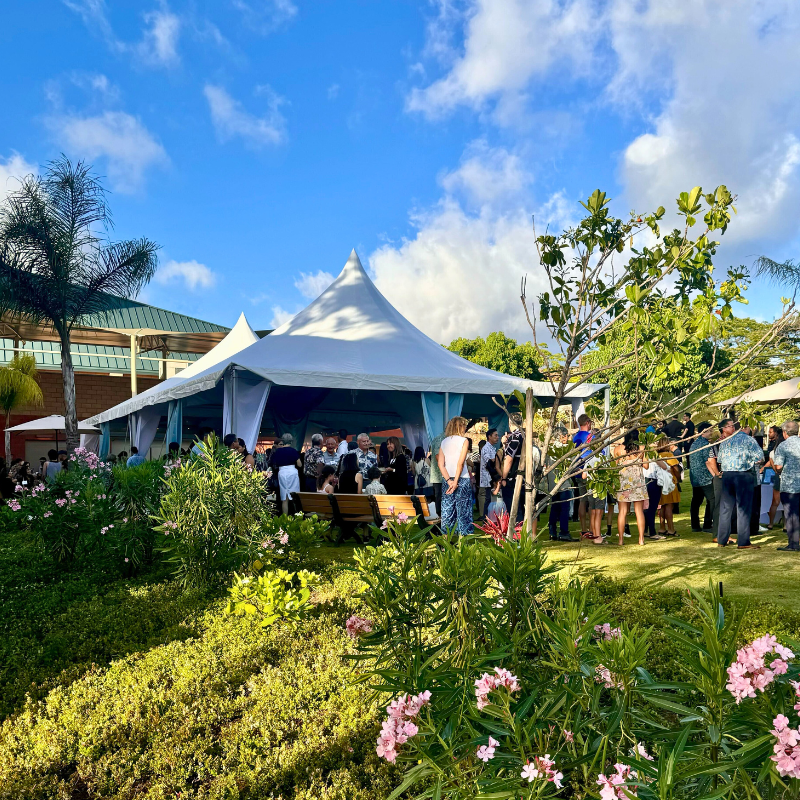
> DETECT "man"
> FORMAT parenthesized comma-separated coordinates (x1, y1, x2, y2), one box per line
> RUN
(548, 426, 575, 541)
(501, 412, 526, 523)
(571, 414, 593, 535)
(681, 413, 696, 456)
(126, 446, 145, 467)
(355, 432, 378, 480)
(665, 416, 684, 439)
(773, 420, 800, 552)
(479, 429, 500, 517)
(716, 418, 764, 549)
(688, 422, 715, 532)
(322, 436, 340, 468)
(336, 429, 349, 458)
(303, 433, 325, 492)
(741, 426, 767, 539)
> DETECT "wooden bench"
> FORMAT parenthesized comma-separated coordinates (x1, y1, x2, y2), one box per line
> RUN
(293, 492, 335, 522)
(373, 494, 440, 528)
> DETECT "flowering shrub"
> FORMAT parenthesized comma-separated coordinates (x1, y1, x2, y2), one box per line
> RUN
(351, 523, 800, 799)
(345, 615, 374, 639)
(375, 690, 430, 763)
(247, 512, 328, 570)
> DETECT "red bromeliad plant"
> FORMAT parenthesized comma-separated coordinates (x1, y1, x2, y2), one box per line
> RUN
(474, 511, 522, 544)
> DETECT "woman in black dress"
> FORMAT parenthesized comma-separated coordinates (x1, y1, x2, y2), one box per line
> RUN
(336, 452, 363, 494)
(381, 436, 408, 495)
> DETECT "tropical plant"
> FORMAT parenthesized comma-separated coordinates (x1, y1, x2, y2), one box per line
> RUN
(351, 522, 800, 800)
(155, 435, 270, 588)
(0, 353, 42, 459)
(0, 156, 159, 452)
(226, 568, 319, 627)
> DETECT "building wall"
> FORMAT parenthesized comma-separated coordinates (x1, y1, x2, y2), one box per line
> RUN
(2, 371, 161, 460)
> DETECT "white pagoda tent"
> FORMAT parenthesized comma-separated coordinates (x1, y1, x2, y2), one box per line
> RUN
(87, 250, 607, 454)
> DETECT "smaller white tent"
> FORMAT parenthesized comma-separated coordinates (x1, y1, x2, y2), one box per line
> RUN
(6, 415, 99, 434)
(713, 377, 800, 407)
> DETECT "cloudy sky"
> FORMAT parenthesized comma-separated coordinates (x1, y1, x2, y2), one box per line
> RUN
(2, 0, 799, 342)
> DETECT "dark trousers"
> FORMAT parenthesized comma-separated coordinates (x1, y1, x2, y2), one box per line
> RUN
(502, 479, 524, 523)
(644, 480, 662, 536)
(750, 484, 761, 537)
(304, 475, 317, 493)
(549, 489, 571, 538)
(432, 482, 442, 514)
(690, 483, 714, 530)
(718, 471, 755, 547)
(780, 492, 800, 549)
(712, 475, 723, 536)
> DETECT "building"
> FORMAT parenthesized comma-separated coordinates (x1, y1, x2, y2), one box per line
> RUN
(1, 294, 230, 462)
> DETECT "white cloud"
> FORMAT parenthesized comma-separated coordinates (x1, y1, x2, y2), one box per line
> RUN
(294, 270, 335, 299)
(440, 139, 531, 207)
(204, 84, 287, 147)
(63, 0, 182, 68)
(406, 0, 598, 119)
(327, 83, 340, 100)
(52, 110, 168, 193)
(232, 0, 297, 33)
(0, 153, 37, 205)
(155, 259, 217, 291)
(138, 8, 181, 66)
(269, 305, 297, 328)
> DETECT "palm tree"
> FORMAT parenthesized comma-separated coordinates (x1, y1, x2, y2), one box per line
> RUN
(0, 156, 159, 452)
(754, 256, 800, 295)
(0, 353, 43, 459)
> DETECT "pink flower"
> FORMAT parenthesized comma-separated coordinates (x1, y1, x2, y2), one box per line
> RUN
(726, 636, 794, 703)
(14, 484, 23, 493)
(595, 623, 622, 641)
(521, 755, 563, 789)
(279, 533, 289, 545)
(376, 690, 430, 762)
(43, 511, 52, 518)
(597, 763, 637, 799)
(476, 736, 499, 762)
(595, 664, 624, 690)
(124, 557, 129, 563)
(55, 498, 67, 507)
(397, 512, 409, 523)
(345, 615, 374, 639)
(7, 500, 21, 511)
(387, 506, 395, 514)
(771, 714, 800, 779)
(564, 730, 574, 743)
(632, 742, 654, 761)
(474, 667, 521, 710)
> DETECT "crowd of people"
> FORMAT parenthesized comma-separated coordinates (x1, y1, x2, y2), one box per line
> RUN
(5, 410, 800, 553)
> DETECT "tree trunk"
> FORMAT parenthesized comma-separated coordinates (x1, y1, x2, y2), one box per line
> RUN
(523, 388, 536, 538)
(58, 329, 79, 453)
(4, 410, 10, 461)
(508, 472, 523, 539)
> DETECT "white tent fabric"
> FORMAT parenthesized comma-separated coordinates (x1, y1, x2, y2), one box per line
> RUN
(86, 312, 261, 424)
(6, 415, 99, 433)
(223, 372, 272, 453)
(88, 250, 606, 425)
(713, 377, 800, 406)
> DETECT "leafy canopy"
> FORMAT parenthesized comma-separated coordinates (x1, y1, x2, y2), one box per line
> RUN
(446, 331, 544, 380)
(0, 353, 42, 418)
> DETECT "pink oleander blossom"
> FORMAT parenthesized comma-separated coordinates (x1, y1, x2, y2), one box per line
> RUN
(43, 511, 52, 518)
(55, 498, 67, 507)
(521, 755, 563, 788)
(563, 730, 574, 743)
(632, 742, 654, 761)
(376, 690, 431, 762)
(595, 623, 622, 641)
(345, 615, 374, 639)
(595, 664, 624, 690)
(474, 667, 521, 710)
(397, 512, 409, 523)
(7, 500, 21, 511)
(598, 763, 637, 800)
(279, 532, 289, 545)
(726, 635, 795, 703)
(771, 714, 800, 779)
(476, 736, 499, 762)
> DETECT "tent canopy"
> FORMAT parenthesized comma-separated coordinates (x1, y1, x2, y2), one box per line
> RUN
(7, 415, 99, 433)
(713, 377, 800, 407)
(88, 250, 605, 427)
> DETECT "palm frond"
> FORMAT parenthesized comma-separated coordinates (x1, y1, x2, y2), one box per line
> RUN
(754, 256, 800, 293)
(0, 354, 43, 415)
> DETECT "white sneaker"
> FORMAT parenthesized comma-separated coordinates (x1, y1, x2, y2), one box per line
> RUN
(623, 531, 631, 538)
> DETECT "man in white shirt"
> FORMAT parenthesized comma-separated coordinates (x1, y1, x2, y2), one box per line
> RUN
(336, 428, 349, 458)
(479, 429, 500, 517)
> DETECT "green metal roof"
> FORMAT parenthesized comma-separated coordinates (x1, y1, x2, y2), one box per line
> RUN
(80, 294, 229, 334)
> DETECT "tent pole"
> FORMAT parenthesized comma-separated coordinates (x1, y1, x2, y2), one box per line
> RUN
(604, 387, 610, 427)
(444, 392, 449, 425)
(130, 334, 138, 397)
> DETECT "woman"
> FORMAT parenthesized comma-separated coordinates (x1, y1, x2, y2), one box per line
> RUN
(269, 433, 302, 515)
(317, 464, 337, 494)
(412, 446, 430, 495)
(336, 451, 363, 494)
(437, 416, 473, 535)
(381, 436, 408, 495)
(378, 440, 390, 469)
(764, 424, 785, 529)
(613, 429, 649, 545)
(237, 438, 256, 469)
(642, 441, 670, 540)
(658, 441, 682, 535)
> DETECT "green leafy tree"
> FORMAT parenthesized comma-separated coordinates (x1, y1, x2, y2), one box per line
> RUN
(0, 353, 43, 458)
(0, 157, 159, 452)
(505, 186, 798, 529)
(447, 331, 544, 380)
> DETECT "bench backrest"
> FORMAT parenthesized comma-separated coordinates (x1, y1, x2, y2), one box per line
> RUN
(294, 492, 334, 518)
(372, 494, 419, 520)
(332, 493, 377, 521)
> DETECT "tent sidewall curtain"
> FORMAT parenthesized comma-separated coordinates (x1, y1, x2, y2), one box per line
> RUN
(422, 392, 464, 442)
(223, 368, 272, 453)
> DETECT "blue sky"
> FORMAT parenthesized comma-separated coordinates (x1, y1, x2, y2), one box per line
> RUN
(2, 1, 799, 343)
